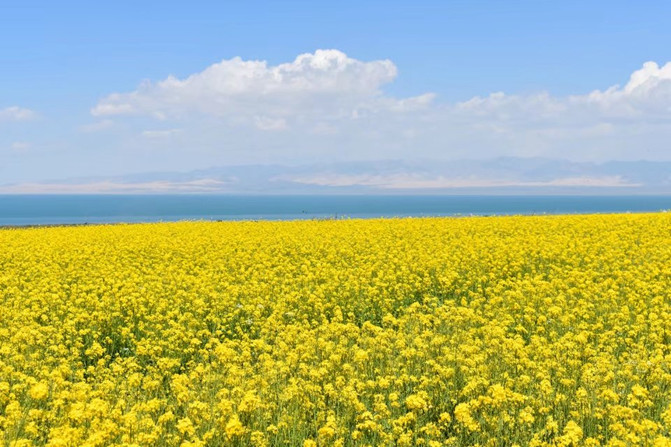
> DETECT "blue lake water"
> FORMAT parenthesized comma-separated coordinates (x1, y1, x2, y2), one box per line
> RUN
(1, 195, 670, 226)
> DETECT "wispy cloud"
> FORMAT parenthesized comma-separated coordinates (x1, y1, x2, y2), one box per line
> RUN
(79, 119, 115, 133)
(0, 179, 229, 194)
(10, 141, 31, 152)
(141, 128, 182, 139)
(0, 106, 37, 121)
(286, 174, 638, 189)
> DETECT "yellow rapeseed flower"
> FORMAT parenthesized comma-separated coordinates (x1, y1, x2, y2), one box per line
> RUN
(1, 213, 670, 445)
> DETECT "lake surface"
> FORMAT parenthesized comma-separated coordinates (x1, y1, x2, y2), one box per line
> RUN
(1, 195, 670, 226)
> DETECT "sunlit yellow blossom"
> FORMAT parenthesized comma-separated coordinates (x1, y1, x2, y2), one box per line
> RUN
(454, 403, 479, 432)
(1, 213, 670, 445)
(28, 382, 49, 401)
(559, 420, 583, 446)
(405, 392, 429, 412)
(225, 414, 246, 438)
(176, 417, 195, 437)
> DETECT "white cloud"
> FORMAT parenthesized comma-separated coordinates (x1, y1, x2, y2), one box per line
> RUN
(79, 119, 115, 133)
(141, 128, 182, 139)
(455, 61, 671, 122)
(0, 106, 37, 121)
(582, 61, 671, 114)
(91, 49, 423, 125)
(254, 116, 287, 131)
(89, 51, 671, 162)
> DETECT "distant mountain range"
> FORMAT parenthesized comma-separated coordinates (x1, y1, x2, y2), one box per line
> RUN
(4, 157, 671, 194)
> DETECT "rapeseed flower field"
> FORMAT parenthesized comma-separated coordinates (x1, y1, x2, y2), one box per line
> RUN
(1, 214, 671, 447)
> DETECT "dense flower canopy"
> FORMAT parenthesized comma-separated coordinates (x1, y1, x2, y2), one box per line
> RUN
(1, 214, 670, 446)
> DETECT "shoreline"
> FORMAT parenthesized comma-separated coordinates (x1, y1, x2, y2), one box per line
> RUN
(1, 209, 669, 230)
(2, 195, 669, 229)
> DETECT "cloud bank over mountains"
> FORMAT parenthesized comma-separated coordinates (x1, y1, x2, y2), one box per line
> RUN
(85, 50, 671, 163)
(3, 50, 671, 188)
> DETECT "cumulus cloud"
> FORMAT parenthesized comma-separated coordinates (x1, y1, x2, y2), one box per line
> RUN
(457, 61, 671, 122)
(89, 51, 671, 162)
(582, 61, 671, 115)
(0, 106, 37, 121)
(91, 49, 411, 127)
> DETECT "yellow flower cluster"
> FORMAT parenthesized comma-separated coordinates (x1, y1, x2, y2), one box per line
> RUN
(1, 213, 671, 446)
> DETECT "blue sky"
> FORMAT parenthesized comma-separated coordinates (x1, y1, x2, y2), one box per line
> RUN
(2, 0, 671, 189)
